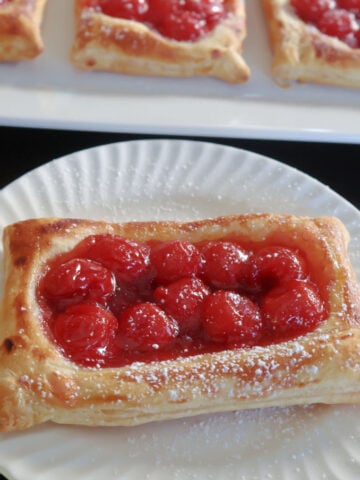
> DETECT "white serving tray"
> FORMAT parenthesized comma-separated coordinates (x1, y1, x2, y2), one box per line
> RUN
(0, 0, 359, 142)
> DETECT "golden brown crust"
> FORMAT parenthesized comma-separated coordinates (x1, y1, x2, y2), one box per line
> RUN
(1, 214, 360, 432)
(0, 0, 48, 61)
(70, 0, 250, 83)
(262, 0, 360, 88)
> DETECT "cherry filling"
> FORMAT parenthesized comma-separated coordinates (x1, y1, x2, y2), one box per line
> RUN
(82, 0, 228, 42)
(290, 0, 360, 48)
(37, 234, 327, 368)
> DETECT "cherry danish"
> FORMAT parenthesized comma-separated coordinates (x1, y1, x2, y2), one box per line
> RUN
(71, 0, 250, 83)
(1, 215, 360, 432)
(263, 0, 360, 88)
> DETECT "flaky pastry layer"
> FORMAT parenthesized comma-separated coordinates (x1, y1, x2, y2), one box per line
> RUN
(262, 0, 360, 88)
(1, 214, 360, 432)
(71, 0, 250, 83)
(0, 0, 47, 61)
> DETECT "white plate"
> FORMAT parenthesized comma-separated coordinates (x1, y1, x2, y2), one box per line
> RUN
(0, 1, 360, 143)
(0, 140, 359, 480)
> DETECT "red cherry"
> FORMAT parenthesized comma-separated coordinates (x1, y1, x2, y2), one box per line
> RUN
(53, 304, 118, 366)
(95, 0, 148, 19)
(202, 291, 263, 345)
(150, 240, 203, 284)
(245, 246, 307, 293)
(118, 302, 179, 352)
(201, 0, 226, 32)
(184, 0, 225, 17)
(200, 241, 248, 289)
(154, 277, 210, 334)
(317, 8, 359, 42)
(290, 0, 335, 23)
(149, 0, 225, 41)
(158, 10, 205, 41)
(337, 0, 360, 17)
(146, 0, 175, 23)
(42, 258, 115, 310)
(262, 280, 326, 337)
(78, 234, 151, 284)
(180, 0, 225, 33)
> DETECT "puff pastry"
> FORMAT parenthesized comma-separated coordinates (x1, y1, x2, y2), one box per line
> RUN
(0, 0, 48, 61)
(1, 214, 360, 432)
(70, 0, 250, 83)
(262, 0, 360, 88)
